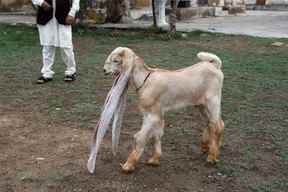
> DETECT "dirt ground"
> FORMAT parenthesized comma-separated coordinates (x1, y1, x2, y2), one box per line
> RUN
(0, 25, 288, 192)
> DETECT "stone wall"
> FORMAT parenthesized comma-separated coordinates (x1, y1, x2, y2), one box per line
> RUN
(133, 0, 151, 8)
(225, 0, 245, 8)
(245, 0, 256, 4)
(246, 0, 288, 5)
(0, 0, 32, 12)
(266, 0, 288, 4)
(208, 0, 225, 6)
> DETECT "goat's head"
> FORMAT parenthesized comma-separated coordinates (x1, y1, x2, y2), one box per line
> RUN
(104, 47, 136, 76)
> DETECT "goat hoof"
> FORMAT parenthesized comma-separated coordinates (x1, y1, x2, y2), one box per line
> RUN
(146, 158, 160, 166)
(206, 155, 219, 164)
(201, 147, 209, 154)
(201, 144, 209, 154)
(120, 162, 135, 173)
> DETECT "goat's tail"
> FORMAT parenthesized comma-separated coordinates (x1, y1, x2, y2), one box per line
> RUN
(197, 52, 222, 69)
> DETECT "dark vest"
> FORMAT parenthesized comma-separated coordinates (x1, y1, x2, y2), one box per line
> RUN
(37, 0, 72, 25)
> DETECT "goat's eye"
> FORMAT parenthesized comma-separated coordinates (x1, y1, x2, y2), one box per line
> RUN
(113, 59, 122, 65)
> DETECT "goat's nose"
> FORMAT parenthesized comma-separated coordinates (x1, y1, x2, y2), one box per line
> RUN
(103, 69, 109, 75)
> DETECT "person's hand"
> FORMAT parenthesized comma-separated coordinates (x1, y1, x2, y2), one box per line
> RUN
(65, 15, 75, 25)
(41, 1, 52, 11)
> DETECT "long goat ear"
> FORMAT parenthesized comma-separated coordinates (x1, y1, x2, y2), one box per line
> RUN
(118, 48, 125, 58)
(120, 48, 135, 71)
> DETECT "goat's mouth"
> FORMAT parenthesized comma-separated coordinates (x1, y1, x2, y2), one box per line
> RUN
(103, 68, 121, 78)
(104, 72, 111, 76)
(103, 70, 119, 76)
(112, 71, 121, 77)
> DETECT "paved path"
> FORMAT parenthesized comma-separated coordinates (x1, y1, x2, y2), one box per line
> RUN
(0, 15, 35, 26)
(177, 11, 288, 38)
(0, 11, 287, 38)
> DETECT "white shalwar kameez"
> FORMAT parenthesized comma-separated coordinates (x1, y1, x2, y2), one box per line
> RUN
(32, 0, 80, 78)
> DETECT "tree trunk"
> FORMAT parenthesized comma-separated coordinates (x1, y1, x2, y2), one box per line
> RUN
(169, 0, 177, 34)
(106, 0, 130, 23)
(152, 0, 157, 28)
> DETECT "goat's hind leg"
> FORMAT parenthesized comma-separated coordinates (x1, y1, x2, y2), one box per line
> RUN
(206, 120, 224, 163)
(199, 105, 210, 153)
(206, 96, 225, 163)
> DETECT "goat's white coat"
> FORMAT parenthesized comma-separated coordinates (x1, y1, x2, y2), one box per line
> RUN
(88, 47, 225, 173)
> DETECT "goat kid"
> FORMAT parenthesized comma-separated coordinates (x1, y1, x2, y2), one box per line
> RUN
(93, 47, 224, 173)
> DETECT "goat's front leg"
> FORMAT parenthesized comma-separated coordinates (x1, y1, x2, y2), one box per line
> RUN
(121, 113, 160, 173)
(146, 119, 164, 166)
(155, 0, 168, 27)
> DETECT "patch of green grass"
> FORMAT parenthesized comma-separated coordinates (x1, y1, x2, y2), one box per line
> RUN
(280, 151, 288, 161)
(173, 126, 194, 136)
(17, 170, 39, 182)
(1, 25, 287, 130)
(250, 180, 288, 192)
(242, 144, 254, 162)
(46, 170, 66, 183)
(216, 162, 240, 177)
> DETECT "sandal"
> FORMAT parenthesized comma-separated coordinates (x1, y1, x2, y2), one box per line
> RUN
(37, 76, 53, 84)
(64, 73, 76, 82)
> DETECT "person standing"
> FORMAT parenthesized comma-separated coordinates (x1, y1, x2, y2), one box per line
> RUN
(32, 0, 80, 83)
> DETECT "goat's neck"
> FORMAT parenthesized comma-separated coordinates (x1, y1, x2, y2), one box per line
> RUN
(131, 59, 150, 91)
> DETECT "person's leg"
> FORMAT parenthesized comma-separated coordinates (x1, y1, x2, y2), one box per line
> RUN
(41, 46, 56, 78)
(155, 0, 168, 26)
(38, 46, 55, 83)
(60, 47, 76, 81)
